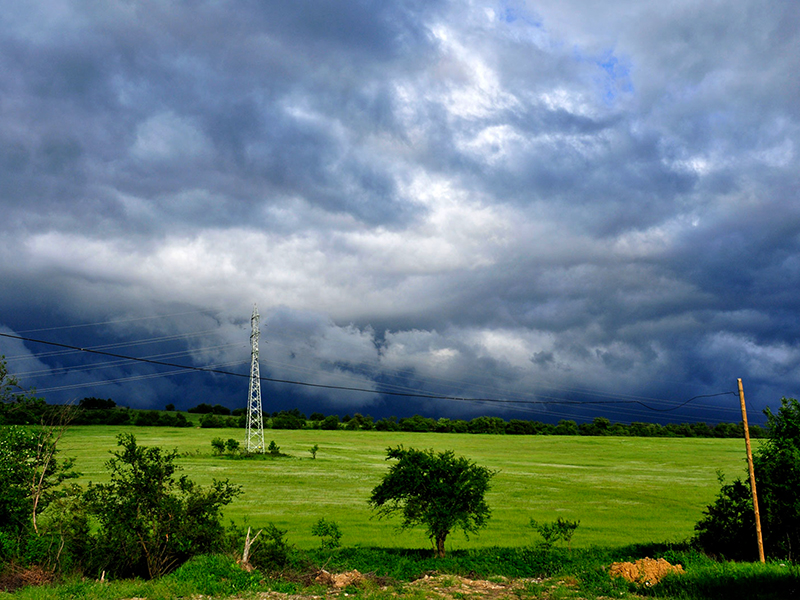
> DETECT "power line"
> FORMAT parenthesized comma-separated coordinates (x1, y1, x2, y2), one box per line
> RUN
(13, 309, 213, 334)
(0, 331, 736, 413)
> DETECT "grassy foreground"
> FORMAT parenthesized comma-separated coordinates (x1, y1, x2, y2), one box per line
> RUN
(2, 545, 798, 600)
(57, 426, 751, 551)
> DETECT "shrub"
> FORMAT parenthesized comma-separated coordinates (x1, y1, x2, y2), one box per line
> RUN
(247, 523, 294, 571)
(84, 433, 241, 579)
(694, 397, 800, 560)
(211, 438, 226, 455)
(694, 475, 755, 560)
(530, 517, 580, 550)
(311, 517, 342, 550)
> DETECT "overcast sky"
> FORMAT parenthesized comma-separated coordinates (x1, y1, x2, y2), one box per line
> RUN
(1, 0, 798, 424)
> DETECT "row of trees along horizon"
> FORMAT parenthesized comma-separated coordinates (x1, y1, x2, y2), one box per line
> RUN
(0, 395, 765, 439)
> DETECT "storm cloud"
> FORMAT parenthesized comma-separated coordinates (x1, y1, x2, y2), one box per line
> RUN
(1, 0, 798, 424)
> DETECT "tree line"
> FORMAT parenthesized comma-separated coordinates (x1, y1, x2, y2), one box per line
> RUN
(0, 396, 764, 438)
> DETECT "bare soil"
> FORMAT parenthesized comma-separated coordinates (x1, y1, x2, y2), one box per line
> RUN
(211, 573, 579, 600)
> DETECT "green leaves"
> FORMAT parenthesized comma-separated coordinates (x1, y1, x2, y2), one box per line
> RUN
(696, 397, 800, 560)
(84, 433, 241, 579)
(369, 446, 495, 557)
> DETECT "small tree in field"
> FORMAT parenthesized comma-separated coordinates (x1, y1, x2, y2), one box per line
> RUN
(369, 446, 495, 557)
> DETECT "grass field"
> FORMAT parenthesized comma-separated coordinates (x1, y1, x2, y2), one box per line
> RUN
(58, 426, 751, 553)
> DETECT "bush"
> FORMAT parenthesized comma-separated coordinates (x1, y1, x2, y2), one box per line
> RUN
(311, 517, 342, 550)
(694, 475, 755, 560)
(695, 397, 800, 560)
(211, 438, 226, 455)
(530, 517, 580, 550)
(84, 434, 241, 579)
(247, 523, 294, 571)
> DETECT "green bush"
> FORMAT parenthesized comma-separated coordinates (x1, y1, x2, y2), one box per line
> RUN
(247, 523, 295, 571)
(84, 434, 241, 579)
(311, 517, 342, 550)
(211, 437, 226, 455)
(695, 397, 800, 560)
(694, 475, 756, 560)
(530, 517, 580, 549)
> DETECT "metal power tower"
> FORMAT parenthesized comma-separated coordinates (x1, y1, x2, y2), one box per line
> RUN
(246, 304, 265, 453)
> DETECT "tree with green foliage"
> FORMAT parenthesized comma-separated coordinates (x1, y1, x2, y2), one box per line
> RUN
(369, 446, 495, 557)
(695, 397, 800, 560)
(320, 414, 340, 430)
(0, 424, 78, 544)
(753, 397, 800, 557)
(0, 357, 79, 552)
(84, 433, 241, 579)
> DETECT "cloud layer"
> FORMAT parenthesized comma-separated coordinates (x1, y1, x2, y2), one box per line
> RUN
(1, 0, 798, 423)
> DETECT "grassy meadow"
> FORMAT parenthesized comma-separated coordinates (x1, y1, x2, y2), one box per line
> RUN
(58, 426, 750, 552)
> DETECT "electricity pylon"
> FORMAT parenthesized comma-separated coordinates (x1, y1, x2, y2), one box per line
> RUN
(246, 304, 265, 453)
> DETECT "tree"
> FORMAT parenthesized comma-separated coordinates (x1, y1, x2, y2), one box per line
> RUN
(320, 415, 340, 430)
(369, 446, 495, 557)
(695, 397, 800, 560)
(0, 424, 78, 540)
(84, 434, 240, 579)
(0, 357, 49, 425)
(0, 358, 78, 543)
(752, 398, 800, 557)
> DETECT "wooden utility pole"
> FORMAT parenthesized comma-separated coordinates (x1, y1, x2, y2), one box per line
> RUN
(738, 378, 765, 563)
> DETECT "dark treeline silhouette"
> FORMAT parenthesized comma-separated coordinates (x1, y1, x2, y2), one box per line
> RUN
(0, 397, 765, 438)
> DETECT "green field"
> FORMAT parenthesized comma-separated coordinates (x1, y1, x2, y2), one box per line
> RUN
(58, 427, 751, 553)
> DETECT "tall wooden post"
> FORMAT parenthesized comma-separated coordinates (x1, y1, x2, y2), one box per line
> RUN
(738, 378, 765, 563)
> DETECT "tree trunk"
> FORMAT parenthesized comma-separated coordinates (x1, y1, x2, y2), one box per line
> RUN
(435, 533, 447, 558)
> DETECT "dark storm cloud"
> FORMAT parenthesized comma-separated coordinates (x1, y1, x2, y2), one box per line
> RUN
(0, 0, 798, 423)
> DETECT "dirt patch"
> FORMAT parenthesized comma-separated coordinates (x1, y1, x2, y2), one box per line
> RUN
(406, 573, 548, 600)
(609, 557, 684, 586)
(253, 572, 551, 600)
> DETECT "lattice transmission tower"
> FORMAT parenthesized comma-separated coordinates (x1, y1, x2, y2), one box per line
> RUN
(246, 304, 265, 453)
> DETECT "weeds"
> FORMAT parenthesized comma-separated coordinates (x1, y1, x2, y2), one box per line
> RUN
(2, 542, 798, 599)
